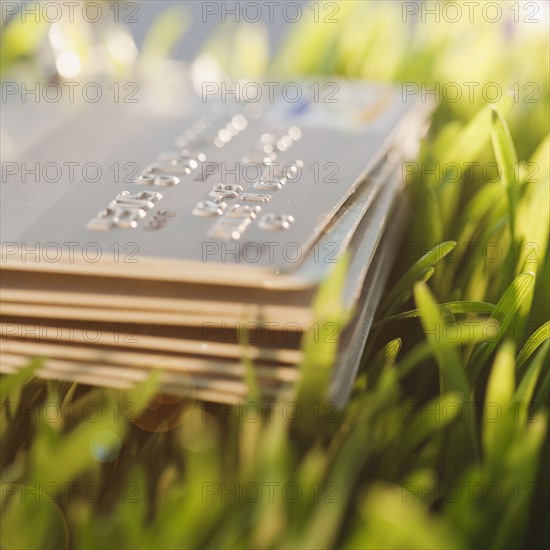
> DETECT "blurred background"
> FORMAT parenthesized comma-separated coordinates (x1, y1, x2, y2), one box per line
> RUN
(2, 0, 549, 157)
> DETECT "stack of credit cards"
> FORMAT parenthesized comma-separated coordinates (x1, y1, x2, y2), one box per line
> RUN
(1, 75, 431, 405)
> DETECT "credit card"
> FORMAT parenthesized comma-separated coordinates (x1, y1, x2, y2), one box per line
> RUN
(1, 75, 431, 405)
(2, 79, 428, 288)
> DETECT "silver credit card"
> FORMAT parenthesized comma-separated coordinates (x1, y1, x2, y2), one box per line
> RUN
(1, 74, 432, 405)
(2, 78, 428, 288)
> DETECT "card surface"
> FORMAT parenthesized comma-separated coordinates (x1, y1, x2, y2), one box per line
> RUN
(1, 80, 427, 288)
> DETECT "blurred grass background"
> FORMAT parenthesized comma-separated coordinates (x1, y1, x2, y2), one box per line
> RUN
(1, 1, 549, 549)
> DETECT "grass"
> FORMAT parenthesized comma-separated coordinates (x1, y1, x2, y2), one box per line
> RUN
(1, 2, 549, 549)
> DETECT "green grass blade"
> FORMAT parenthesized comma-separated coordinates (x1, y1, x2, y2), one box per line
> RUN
(516, 321, 550, 369)
(483, 341, 516, 464)
(440, 95, 513, 167)
(467, 272, 536, 381)
(413, 283, 470, 395)
(413, 283, 478, 462)
(490, 105, 519, 241)
(345, 483, 465, 549)
(367, 338, 402, 385)
(379, 241, 457, 317)
(514, 340, 549, 420)
(0, 359, 42, 399)
(400, 391, 464, 455)
(297, 254, 351, 405)
(375, 300, 495, 326)
(237, 318, 260, 402)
